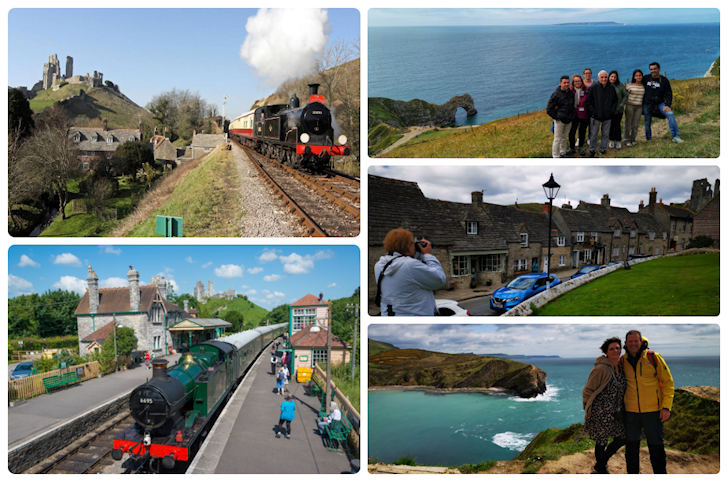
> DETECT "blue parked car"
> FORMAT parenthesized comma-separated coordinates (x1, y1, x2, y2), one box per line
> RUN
(570, 264, 604, 279)
(10, 361, 35, 380)
(490, 273, 561, 312)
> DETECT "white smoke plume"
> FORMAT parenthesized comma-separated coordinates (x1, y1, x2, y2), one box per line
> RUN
(240, 9, 330, 86)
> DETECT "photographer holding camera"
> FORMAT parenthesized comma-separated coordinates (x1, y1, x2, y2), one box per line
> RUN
(374, 228, 447, 316)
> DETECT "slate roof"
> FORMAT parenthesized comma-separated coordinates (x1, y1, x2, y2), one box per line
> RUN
(75, 284, 185, 315)
(369, 174, 569, 251)
(291, 294, 329, 307)
(555, 207, 611, 232)
(289, 325, 347, 349)
(70, 127, 142, 152)
(658, 203, 694, 218)
(576, 201, 667, 234)
(170, 318, 232, 329)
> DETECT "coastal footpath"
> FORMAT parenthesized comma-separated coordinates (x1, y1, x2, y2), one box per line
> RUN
(368, 386, 719, 474)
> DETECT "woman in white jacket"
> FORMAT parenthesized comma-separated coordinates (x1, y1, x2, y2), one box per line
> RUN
(374, 228, 447, 316)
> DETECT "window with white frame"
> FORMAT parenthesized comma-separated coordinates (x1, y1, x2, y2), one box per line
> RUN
(663, 232, 667, 240)
(312, 348, 328, 364)
(612, 247, 620, 257)
(559, 255, 566, 266)
(630, 230, 636, 238)
(614, 229, 621, 238)
(292, 307, 316, 331)
(649, 232, 655, 240)
(515, 258, 528, 271)
(576, 232, 585, 242)
(466, 221, 478, 235)
(107, 136, 113, 144)
(557, 236, 566, 247)
(520, 233, 528, 247)
(582, 249, 592, 262)
(452, 255, 470, 277)
(591, 232, 598, 241)
(472, 254, 503, 273)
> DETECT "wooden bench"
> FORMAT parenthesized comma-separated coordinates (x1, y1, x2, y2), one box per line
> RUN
(323, 416, 352, 451)
(305, 380, 323, 398)
(42, 372, 81, 391)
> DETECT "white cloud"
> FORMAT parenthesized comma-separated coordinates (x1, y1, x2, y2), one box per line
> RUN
(53, 252, 82, 266)
(215, 264, 244, 278)
(104, 246, 122, 255)
(18, 254, 39, 268)
(247, 289, 258, 295)
(313, 249, 335, 260)
(53, 276, 87, 295)
(259, 250, 278, 263)
(167, 279, 179, 293)
(328, 282, 337, 288)
(202, 261, 213, 268)
(9, 274, 34, 296)
(185, 256, 194, 263)
(100, 277, 127, 288)
(247, 267, 263, 274)
(264, 274, 282, 282)
(279, 253, 314, 274)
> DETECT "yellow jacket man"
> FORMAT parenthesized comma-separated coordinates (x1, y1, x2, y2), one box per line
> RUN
(621, 330, 674, 474)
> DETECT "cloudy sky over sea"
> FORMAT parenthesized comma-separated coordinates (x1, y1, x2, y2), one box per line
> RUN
(8, 245, 359, 309)
(369, 165, 719, 210)
(369, 324, 720, 358)
(369, 8, 719, 27)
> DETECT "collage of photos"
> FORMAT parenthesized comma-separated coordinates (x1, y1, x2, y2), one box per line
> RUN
(3, 4, 721, 480)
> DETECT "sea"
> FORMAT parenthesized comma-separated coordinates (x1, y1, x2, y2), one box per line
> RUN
(368, 356, 719, 466)
(369, 24, 720, 125)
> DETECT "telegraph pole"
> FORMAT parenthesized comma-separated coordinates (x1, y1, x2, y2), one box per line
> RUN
(346, 303, 359, 379)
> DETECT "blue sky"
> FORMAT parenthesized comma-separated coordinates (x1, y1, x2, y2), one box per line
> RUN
(7, 8, 360, 118)
(8, 245, 360, 310)
(369, 8, 720, 27)
(368, 324, 720, 358)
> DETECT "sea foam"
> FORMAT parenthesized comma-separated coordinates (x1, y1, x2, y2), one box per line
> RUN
(511, 384, 560, 402)
(492, 431, 536, 451)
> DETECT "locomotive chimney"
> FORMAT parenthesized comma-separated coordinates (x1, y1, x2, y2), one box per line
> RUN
(308, 83, 320, 95)
(152, 359, 168, 379)
(307, 83, 325, 105)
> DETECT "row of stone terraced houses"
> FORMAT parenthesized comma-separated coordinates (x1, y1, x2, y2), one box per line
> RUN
(368, 175, 718, 298)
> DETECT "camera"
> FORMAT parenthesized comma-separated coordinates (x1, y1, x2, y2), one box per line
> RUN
(414, 240, 428, 253)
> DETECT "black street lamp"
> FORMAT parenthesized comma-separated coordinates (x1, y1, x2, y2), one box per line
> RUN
(542, 173, 561, 279)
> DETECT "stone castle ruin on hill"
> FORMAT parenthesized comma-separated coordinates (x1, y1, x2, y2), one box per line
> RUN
(36, 53, 103, 92)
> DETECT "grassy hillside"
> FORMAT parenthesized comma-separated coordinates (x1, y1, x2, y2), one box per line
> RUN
(371, 76, 719, 158)
(368, 338, 398, 356)
(513, 387, 719, 473)
(537, 252, 719, 315)
(198, 296, 269, 329)
(127, 147, 243, 236)
(369, 348, 545, 397)
(29, 84, 153, 128)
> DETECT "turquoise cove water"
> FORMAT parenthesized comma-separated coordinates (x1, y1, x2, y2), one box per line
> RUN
(368, 356, 719, 466)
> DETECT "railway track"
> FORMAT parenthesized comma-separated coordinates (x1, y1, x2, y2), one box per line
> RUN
(240, 144, 359, 237)
(27, 412, 134, 474)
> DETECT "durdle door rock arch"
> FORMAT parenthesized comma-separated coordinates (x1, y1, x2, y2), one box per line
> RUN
(370, 94, 478, 128)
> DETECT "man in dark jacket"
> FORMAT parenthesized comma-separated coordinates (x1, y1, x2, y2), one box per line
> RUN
(547, 75, 576, 158)
(585, 70, 617, 157)
(643, 62, 682, 143)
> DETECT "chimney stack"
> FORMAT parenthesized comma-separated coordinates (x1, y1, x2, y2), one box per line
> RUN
(157, 276, 167, 300)
(471, 190, 483, 206)
(601, 194, 611, 208)
(639, 200, 644, 210)
(128, 265, 140, 312)
(87, 266, 99, 314)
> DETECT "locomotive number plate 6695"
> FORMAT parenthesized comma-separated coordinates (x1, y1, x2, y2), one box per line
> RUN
(139, 398, 154, 404)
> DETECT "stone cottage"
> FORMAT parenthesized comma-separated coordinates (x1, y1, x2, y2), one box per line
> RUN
(75, 266, 186, 357)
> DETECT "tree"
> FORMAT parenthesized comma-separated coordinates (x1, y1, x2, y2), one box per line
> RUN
(267, 304, 290, 325)
(113, 140, 154, 176)
(169, 293, 199, 311)
(223, 310, 244, 333)
(147, 89, 209, 141)
(34, 289, 81, 337)
(100, 326, 137, 372)
(12, 107, 80, 219)
(8, 88, 35, 140)
(687, 235, 715, 249)
(8, 294, 41, 338)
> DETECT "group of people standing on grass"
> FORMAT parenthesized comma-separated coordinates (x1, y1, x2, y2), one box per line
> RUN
(583, 330, 674, 474)
(548, 62, 683, 158)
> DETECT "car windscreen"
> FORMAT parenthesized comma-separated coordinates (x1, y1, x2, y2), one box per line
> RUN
(505, 277, 534, 289)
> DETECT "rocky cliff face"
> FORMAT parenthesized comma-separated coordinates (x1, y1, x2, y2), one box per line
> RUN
(369, 94, 477, 128)
(368, 348, 547, 398)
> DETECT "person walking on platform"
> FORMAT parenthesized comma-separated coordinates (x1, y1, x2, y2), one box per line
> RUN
(275, 366, 286, 395)
(282, 364, 290, 393)
(270, 351, 278, 375)
(276, 395, 296, 439)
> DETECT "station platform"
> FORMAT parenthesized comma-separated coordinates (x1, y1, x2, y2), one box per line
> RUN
(8, 354, 181, 450)
(189, 350, 357, 474)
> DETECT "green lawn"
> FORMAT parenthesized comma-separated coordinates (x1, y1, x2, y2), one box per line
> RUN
(537, 253, 719, 316)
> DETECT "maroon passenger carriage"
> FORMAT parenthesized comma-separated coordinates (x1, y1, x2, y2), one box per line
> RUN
(228, 83, 350, 172)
